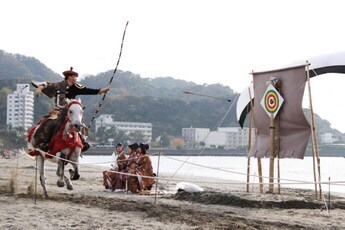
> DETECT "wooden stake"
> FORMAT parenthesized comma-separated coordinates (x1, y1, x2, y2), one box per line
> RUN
(328, 177, 331, 215)
(154, 152, 161, 205)
(306, 63, 322, 199)
(257, 158, 263, 193)
(246, 157, 251, 192)
(35, 156, 37, 205)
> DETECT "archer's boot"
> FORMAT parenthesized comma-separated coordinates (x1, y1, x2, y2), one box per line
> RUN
(82, 139, 90, 152)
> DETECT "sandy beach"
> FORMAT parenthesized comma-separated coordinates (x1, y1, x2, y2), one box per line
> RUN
(1, 154, 345, 230)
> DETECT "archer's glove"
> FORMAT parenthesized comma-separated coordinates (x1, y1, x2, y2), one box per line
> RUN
(99, 87, 110, 94)
(34, 86, 44, 96)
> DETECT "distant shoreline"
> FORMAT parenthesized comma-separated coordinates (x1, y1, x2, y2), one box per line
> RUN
(83, 147, 345, 157)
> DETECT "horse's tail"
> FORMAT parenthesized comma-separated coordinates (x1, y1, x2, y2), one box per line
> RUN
(24, 124, 45, 160)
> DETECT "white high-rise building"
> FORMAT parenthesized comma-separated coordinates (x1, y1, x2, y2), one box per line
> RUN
(94, 114, 153, 142)
(6, 84, 34, 130)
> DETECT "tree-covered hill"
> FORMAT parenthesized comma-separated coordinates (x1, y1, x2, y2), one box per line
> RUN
(0, 50, 61, 83)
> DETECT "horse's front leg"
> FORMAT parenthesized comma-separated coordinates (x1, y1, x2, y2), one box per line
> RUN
(56, 158, 65, 188)
(37, 155, 48, 198)
(69, 150, 80, 181)
(69, 165, 80, 180)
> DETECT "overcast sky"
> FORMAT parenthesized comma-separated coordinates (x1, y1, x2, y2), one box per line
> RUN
(2, 0, 345, 132)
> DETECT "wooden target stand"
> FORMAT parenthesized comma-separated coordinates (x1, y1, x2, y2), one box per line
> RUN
(246, 65, 322, 198)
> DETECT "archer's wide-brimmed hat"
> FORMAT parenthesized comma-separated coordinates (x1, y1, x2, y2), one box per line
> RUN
(63, 67, 79, 78)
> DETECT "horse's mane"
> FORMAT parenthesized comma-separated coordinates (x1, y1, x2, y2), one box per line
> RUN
(53, 107, 68, 135)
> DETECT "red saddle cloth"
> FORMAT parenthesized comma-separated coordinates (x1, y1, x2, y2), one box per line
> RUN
(27, 119, 83, 160)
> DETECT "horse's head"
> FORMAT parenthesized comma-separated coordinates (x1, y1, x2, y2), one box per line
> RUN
(66, 98, 84, 132)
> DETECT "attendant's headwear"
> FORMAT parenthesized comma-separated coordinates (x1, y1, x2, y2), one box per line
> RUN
(128, 143, 139, 150)
(116, 143, 123, 147)
(139, 143, 150, 153)
(63, 67, 79, 79)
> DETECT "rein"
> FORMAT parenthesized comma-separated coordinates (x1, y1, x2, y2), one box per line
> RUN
(87, 21, 129, 130)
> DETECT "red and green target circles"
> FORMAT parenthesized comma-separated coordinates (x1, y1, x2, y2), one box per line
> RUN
(260, 83, 284, 118)
(265, 90, 279, 113)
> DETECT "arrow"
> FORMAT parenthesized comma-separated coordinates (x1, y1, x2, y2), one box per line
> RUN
(184, 91, 232, 102)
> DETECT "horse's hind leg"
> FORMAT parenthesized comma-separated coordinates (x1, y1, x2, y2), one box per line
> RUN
(37, 155, 48, 198)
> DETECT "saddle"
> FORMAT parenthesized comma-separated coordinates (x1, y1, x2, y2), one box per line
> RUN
(29, 118, 59, 152)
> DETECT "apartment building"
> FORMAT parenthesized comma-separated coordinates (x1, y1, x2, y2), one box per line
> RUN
(182, 126, 255, 149)
(6, 84, 34, 130)
(94, 114, 153, 142)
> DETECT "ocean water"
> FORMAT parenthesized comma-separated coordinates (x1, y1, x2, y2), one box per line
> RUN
(80, 155, 345, 194)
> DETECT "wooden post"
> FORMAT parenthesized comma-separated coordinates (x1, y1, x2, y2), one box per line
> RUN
(268, 113, 275, 193)
(246, 156, 251, 192)
(306, 63, 322, 199)
(277, 157, 281, 194)
(257, 158, 263, 193)
(276, 85, 281, 194)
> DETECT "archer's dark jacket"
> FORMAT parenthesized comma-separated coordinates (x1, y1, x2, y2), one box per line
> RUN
(42, 80, 100, 106)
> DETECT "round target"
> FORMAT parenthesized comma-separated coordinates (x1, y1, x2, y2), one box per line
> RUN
(264, 90, 279, 113)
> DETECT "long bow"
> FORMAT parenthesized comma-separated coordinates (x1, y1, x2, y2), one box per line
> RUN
(87, 21, 129, 130)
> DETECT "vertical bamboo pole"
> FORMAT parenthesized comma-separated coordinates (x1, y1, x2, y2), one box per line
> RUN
(246, 146, 251, 192)
(276, 84, 281, 194)
(310, 126, 318, 198)
(306, 63, 322, 199)
(248, 82, 263, 194)
(277, 157, 280, 194)
(246, 87, 254, 193)
(269, 113, 275, 193)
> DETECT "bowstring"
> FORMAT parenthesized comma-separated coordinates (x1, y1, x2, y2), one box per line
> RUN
(87, 21, 129, 130)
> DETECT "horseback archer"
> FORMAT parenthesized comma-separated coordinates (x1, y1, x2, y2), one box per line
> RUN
(32, 67, 109, 153)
